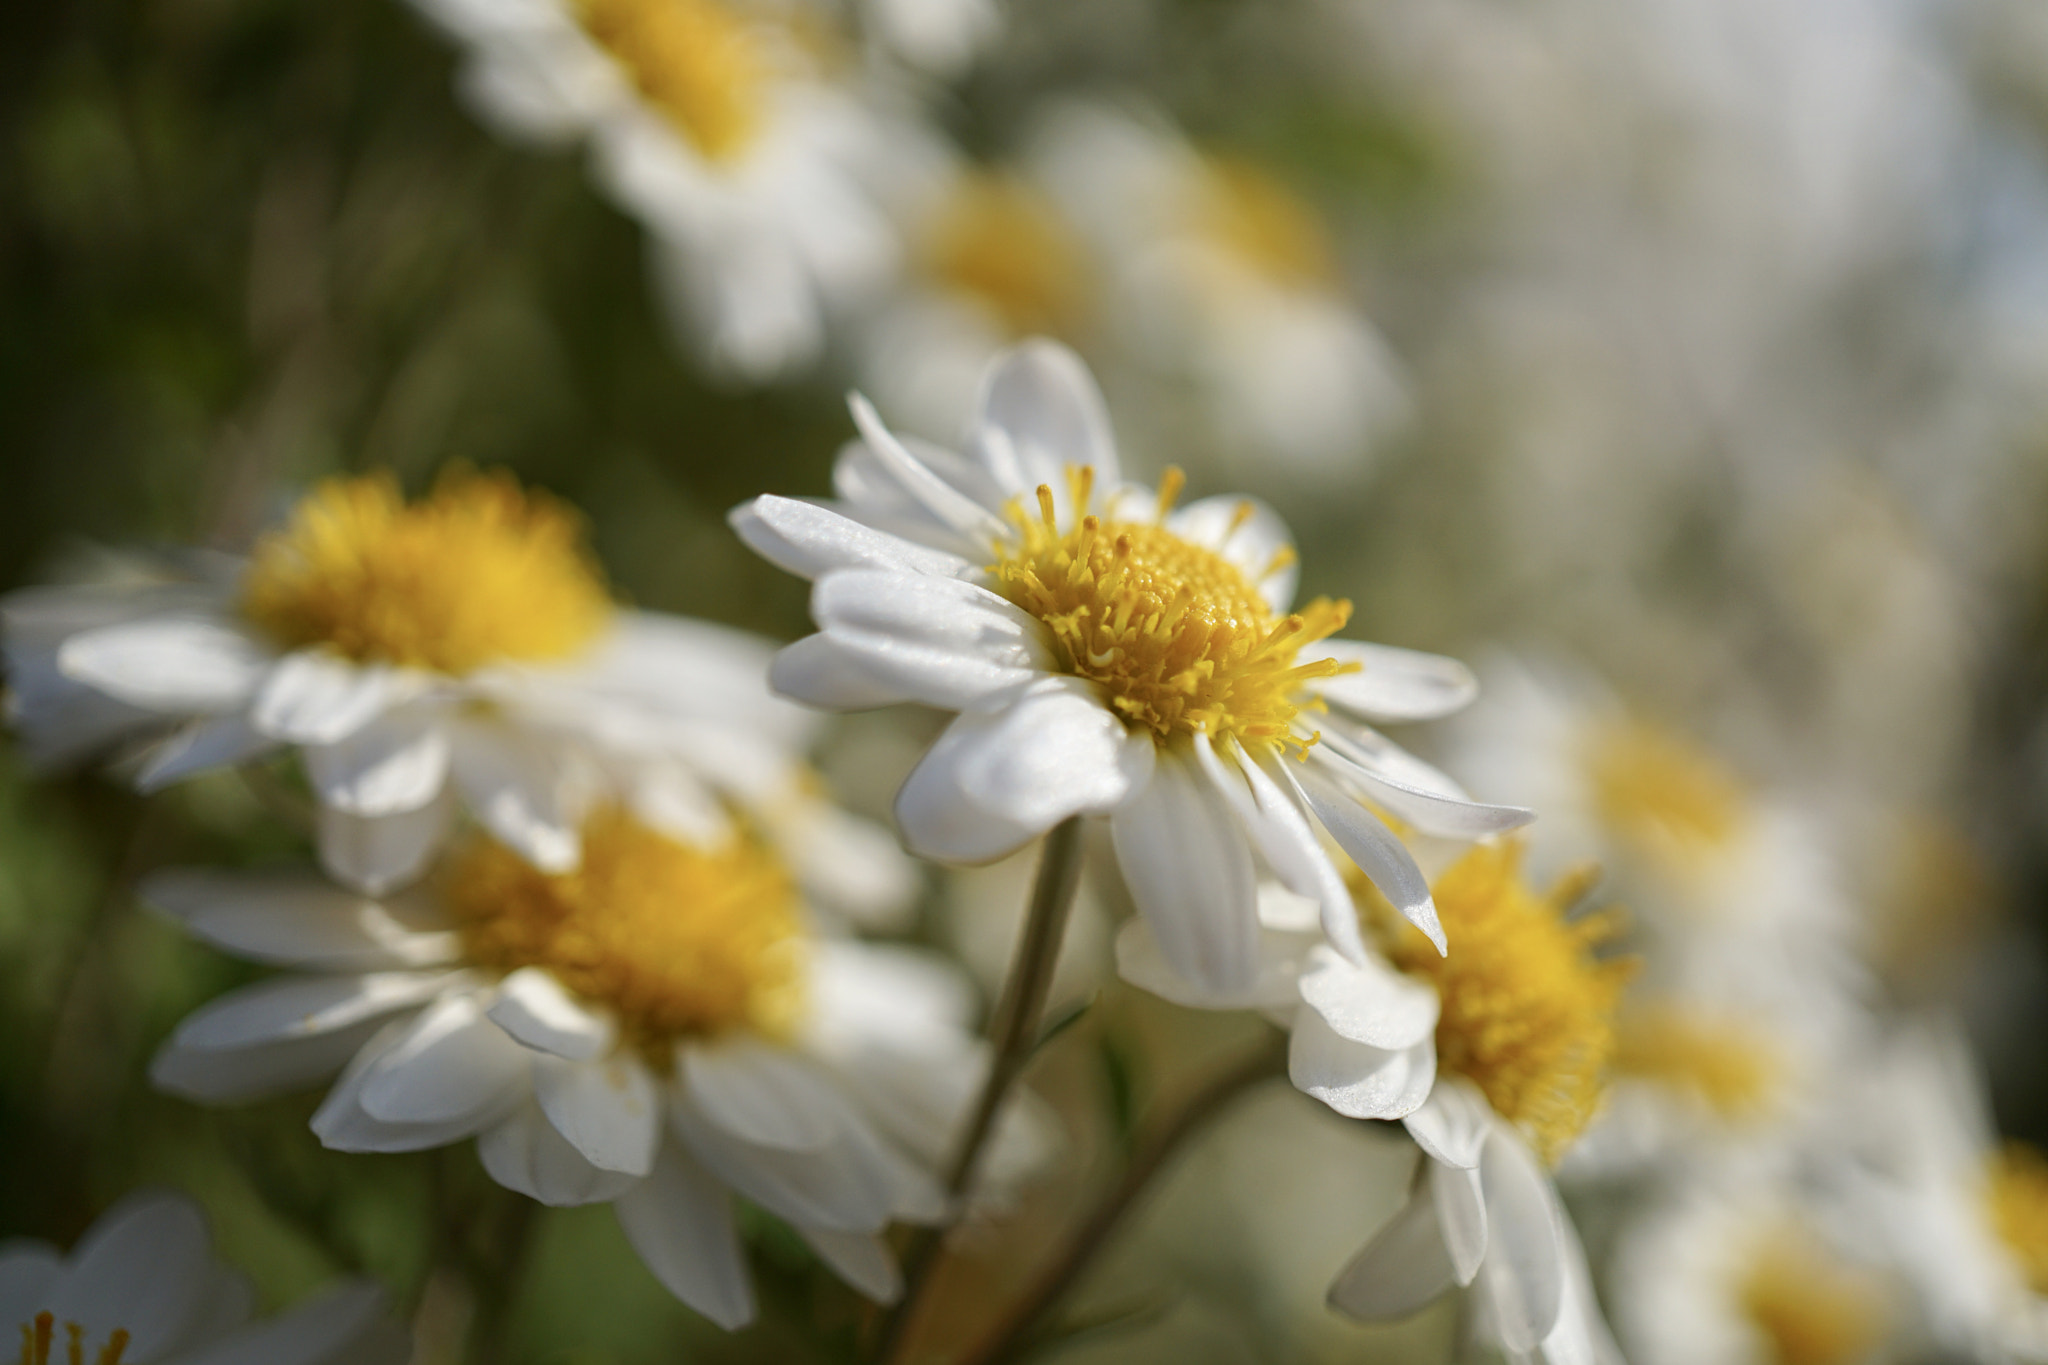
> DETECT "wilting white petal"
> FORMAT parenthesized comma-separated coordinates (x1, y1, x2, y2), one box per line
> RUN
(58, 615, 269, 714)
(1326, 1166, 1459, 1320)
(810, 570, 1053, 712)
(614, 1145, 755, 1330)
(1310, 641, 1478, 723)
(730, 496, 971, 582)
(1110, 747, 1258, 993)
(533, 1053, 661, 1177)
(1288, 1010, 1435, 1120)
(1295, 945, 1440, 1051)
(488, 967, 613, 1061)
(1432, 1159, 1489, 1286)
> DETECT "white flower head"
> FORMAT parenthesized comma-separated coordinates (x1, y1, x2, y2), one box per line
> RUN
(1, 1190, 405, 1365)
(1119, 843, 1631, 1358)
(405, 0, 909, 379)
(734, 339, 1532, 993)
(146, 799, 1039, 1330)
(4, 469, 912, 916)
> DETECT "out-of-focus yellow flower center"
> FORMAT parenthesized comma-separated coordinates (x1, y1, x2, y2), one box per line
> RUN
(1987, 1142, 2048, 1295)
(574, 0, 765, 162)
(1877, 818, 1993, 984)
(1381, 845, 1632, 1166)
(17, 1313, 129, 1365)
(1614, 1006, 1780, 1122)
(1736, 1227, 1887, 1365)
(1584, 719, 1747, 863)
(1195, 156, 1339, 288)
(991, 467, 1352, 752)
(241, 470, 611, 676)
(926, 171, 1091, 339)
(445, 808, 805, 1054)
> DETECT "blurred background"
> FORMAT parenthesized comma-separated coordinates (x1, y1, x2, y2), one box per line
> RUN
(6, 0, 2048, 1359)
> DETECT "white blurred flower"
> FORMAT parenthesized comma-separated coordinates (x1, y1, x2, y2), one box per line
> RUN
(2, 471, 911, 916)
(1118, 843, 1630, 1359)
(734, 340, 1530, 994)
(854, 0, 999, 75)
(146, 802, 1040, 1330)
(0, 1190, 405, 1365)
(405, 0, 909, 379)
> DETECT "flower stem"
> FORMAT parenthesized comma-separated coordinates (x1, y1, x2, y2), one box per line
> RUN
(952, 1031, 1288, 1365)
(872, 815, 1088, 1363)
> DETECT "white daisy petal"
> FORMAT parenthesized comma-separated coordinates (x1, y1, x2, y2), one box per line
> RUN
(182, 1282, 387, 1365)
(1110, 747, 1259, 993)
(968, 338, 1119, 494)
(48, 1193, 211, 1359)
(303, 710, 452, 817)
(449, 725, 581, 872)
(151, 1022, 386, 1103)
(251, 652, 414, 745)
(682, 1038, 849, 1151)
(1285, 762, 1444, 954)
(1310, 641, 1479, 723)
(1318, 730, 1533, 840)
(783, 804, 920, 930)
(730, 495, 972, 582)
(1210, 739, 1370, 969)
(1287, 1010, 1435, 1120)
(1326, 1166, 1460, 1320)
(798, 1228, 901, 1305)
(478, 1101, 641, 1207)
(801, 940, 978, 1049)
(1165, 495, 1296, 612)
(891, 721, 1063, 865)
(1477, 1125, 1568, 1351)
(1431, 1159, 1489, 1286)
(614, 1144, 755, 1331)
(135, 715, 277, 792)
(809, 570, 1054, 713)
(357, 993, 531, 1126)
(669, 1093, 894, 1234)
(56, 614, 269, 714)
(0, 1245, 63, 1328)
(1112, 916, 1306, 1012)
(487, 966, 614, 1061)
(1401, 1078, 1492, 1170)
(310, 1017, 513, 1154)
(316, 795, 454, 897)
(185, 1265, 255, 1345)
(533, 1053, 662, 1177)
(1295, 945, 1441, 1051)
(140, 870, 459, 969)
(166, 972, 461, 1050)
(848, 394, 1011, 544)
(766, 634, 912, 712)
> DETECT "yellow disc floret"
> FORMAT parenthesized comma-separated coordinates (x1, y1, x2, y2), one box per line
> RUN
(241, 469, 611, 676)
(444, 807, 805, 1055)
(926, 171, 1092, 339)
(17, 1314, 130, 1365)
(1584, 718, 1747, 863)
(1613, 1006, 1781, 1123)
(991, 467, 1353, 752)
(1380, 844, 1633, 1166)
(1197, 155, 1340, 289)
(1987, 1142, 2048, 1295)
(573, 0, 765, 163)
(1736, 1226, 1888, 1365)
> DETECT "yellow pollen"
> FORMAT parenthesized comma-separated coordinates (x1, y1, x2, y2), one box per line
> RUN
(1614, 1006, 1781, 1123)
(443, 807, 806, 1056)
(1735, 1227, 1888, 1365)
(572, 0, 765, 162)
(1196, 156, 1340, 288)
(1378, 843, 1633, 1166)
(1584, 718, 1747, 864)
(16, 1314, 128, 1365)
(241, 469, 611, 676)
(990, 466, 1353, 752)
(925, 171, 1092, 338)
(1986, 1142, 2048, 1295)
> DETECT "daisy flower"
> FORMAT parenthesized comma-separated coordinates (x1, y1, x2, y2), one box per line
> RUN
(1118, 842, 1631, 1357)
(403, 0, 907, 379)
(5, 469, 911, 914)
(732, 339, 1530, 992)
(145, 799, 1034, 1329)
(2, 1190, 405, 1365)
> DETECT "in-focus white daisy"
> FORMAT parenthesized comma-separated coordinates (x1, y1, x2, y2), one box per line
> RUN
(1119, 842, 1630, 1359)
(1, 1190, 405, 1365)
(405, 0, 907, 379)
(4, 469, 912, 915)
(733, 339, 1531, 993)
(146, 797, 1037, 1329)
(1030, 102, 1408, 483)
(1609, 1174, 1897, 1365)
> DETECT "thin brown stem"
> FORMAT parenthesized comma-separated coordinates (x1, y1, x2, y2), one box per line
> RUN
(952, 1031, 1288, 1365)
(871, 816, 1088, 1364)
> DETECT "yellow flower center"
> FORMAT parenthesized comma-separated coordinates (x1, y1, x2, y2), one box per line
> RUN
(925, 171, 1091, 339)
(17, 1314, 129, 1365)
(1379, 845, 1632, 1166)
(444, 807, 805, 1055)
(572, 0, 765, 163)
(1584, 719, 1747, 864)
(1195, 156, 1339, 288)
(1736, 1228, 1888, 1365)
(1986, 1142, 2048, 1295)
(990, 468, 1352, 752)
(1613, 1006, 1781, 1122)
(241, 470, 611, 676)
